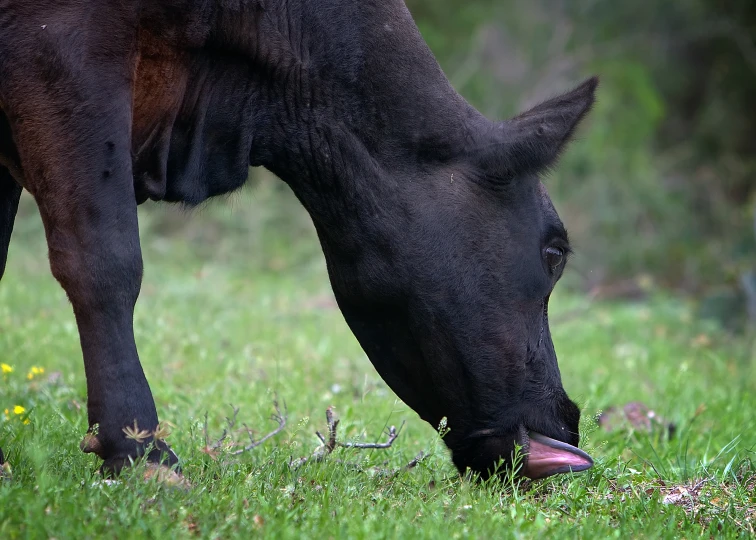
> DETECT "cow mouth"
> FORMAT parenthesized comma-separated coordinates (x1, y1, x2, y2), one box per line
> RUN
(521, 429, 594, 479)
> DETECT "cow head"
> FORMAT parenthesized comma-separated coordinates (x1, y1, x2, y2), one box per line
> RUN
(293, 78, 597, 480)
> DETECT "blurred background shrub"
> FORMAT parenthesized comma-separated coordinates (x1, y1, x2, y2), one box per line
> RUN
(12, 0, 756, 329)
(409, 0, 756, 330)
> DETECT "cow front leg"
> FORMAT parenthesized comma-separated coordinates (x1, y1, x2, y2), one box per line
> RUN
(38, 187, 176, 472)
(0, 11, 178, 473)
(37, 184, 176, 473)
(4, 104, 177, 474)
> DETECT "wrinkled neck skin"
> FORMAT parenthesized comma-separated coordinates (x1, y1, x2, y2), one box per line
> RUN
(249, 1, 489, 417)
(138, 0, 489, 235)
(146, 0, 504, 433)
(207, 0, 488, 223)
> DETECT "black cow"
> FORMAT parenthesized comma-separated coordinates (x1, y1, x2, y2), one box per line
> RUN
(0, 0, 596, 480)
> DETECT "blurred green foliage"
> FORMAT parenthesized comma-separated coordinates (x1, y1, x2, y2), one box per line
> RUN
(406, 0, 756, 326)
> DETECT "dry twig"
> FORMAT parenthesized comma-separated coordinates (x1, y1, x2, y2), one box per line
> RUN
(202, 398, 287, 459)
(314, 407, 403, 453)
(290, 407, 422, 476)
(231, 400, 287, 455)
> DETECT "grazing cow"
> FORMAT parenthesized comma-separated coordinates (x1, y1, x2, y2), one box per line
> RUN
(0, 0, 596, 480)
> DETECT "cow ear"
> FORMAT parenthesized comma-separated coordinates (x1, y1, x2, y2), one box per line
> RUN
(495, 77, 598, 177)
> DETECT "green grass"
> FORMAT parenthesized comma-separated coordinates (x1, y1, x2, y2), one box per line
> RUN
(1, 188, 755, 538)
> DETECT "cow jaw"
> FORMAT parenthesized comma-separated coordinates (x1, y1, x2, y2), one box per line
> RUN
(522, 431, 593, 479)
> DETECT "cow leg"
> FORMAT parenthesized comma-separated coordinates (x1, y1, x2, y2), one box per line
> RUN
(36, 170, 177, 473)
(35, 165, 177, 474)
(0, 166, 22, 280)
(11, 99, 178, 473)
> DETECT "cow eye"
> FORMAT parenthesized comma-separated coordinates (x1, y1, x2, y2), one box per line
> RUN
(544, 247, 564, 271)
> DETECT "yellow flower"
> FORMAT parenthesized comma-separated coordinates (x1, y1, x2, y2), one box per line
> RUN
(27, 366, 45, 380)
(23, 418, 30, 425)
(3, 408, 8, 416)
(1, 364, 12, 374)
(13, 405, 25, 415)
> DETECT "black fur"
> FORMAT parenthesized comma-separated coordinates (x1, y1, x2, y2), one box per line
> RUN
(0, 0, 596, 478)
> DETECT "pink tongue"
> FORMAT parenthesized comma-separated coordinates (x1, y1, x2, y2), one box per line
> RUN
(523, 431, 593, 480)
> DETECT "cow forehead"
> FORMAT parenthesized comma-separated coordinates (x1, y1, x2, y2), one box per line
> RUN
(537, 181, 561, 222)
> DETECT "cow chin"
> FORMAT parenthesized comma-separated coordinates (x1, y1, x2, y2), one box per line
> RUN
(450, 425, 593, 481)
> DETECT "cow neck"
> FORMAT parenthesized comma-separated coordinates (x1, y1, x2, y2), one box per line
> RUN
(245, 1, 488, 228)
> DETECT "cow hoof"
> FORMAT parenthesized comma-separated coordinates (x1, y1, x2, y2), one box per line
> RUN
(100, 444, 180, 477)
(80, 433, 180, 476)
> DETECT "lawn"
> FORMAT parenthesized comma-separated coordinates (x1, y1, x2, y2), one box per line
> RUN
(1, 186, 754, 538)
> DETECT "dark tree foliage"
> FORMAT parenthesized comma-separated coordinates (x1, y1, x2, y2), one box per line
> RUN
(406, 0, 756, 326)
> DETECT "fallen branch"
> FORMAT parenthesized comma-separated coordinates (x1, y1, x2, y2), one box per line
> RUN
(202, 398, 287, 459)
(314, 407, 403, 453)
(203, 407, 239, 453)
(290, 407, 421, 477)
(231, 400, 287, 455)
(314, 406, 340, 454)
